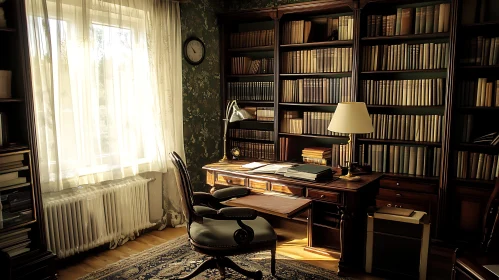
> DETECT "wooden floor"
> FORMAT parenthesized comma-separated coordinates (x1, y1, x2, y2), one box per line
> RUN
(57, 223, 380, 280)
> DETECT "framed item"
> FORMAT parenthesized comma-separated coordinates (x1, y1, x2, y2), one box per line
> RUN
(183, 37, 205, 65)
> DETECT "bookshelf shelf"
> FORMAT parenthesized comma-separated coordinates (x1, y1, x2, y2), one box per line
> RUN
(361, 69, 447, 75)
(0, 98, 24, 103)
(0, 182, 31, 192)
(280, 73, 351, 78)
(458, 143, 499, 151)
(366, 105, 444, 109)
(0, 28, 16, 33)
(280, 40, 353, 49)
(384, 173, 439, 182)
(361, 32, 449, 42)
(0, 144, 29, 154)
(459, 65, 499, 71)
(0, 220, 37, 233)
(279, 133, 347, 140)
(227, 137, 274, 143)
(454, 178, 496, 186)
(227, 74, 274, 78)
(458, 106, 499, 112)
(236, 101, 274, 105)
(279, 102, 337, 107)
(239, 120, 274, 124)
(0, 166, 29, 175)
(228, 46, 274, 52)
(357, 138, 441, 147)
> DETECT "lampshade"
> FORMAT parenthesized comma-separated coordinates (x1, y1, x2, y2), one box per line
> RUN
(328, 102, 373, 134)
(229, 103, 253, 122)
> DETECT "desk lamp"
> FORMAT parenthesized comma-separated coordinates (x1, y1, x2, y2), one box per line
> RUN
(328, 102, 373, 181)
(220, 100, 253, 162)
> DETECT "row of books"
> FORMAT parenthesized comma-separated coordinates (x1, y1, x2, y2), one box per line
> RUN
(362, 78, 445, 106)
(230, 29, 275, 49)
(231, 57, 274, 75)
(281, 16, 354, 45)
(227, 82, 274, 101)
(281, 77, 352, 104)
(279, 137, 295, 161)
(366, 114, 443, 143)
(456, 151, 499, 181)
(362, 42, 449, 71)
(359, 144, 441, 177)
(280, 111, 346, 137)
(255, 107, 274, 121)
(460, 36, 499, 66)
(461, 116, 499, 145)
(281, 47, 353, 73)
(366, 4, 450, 37)
(0, 227, 31, 257)
(457, 78, 499, 107)
(331, 144, 351, 168)
(228, 129, 274, 141)
(229, 140, 275, 161)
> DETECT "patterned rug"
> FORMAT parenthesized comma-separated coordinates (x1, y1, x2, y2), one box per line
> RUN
(78, 234, 349, 279)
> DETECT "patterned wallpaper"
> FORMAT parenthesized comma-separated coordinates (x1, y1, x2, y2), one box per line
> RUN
(179, 0, 317, 191)
(180, 0, 223, 192)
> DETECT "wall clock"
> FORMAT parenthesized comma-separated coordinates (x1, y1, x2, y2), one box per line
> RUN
(183, 37, 205, 65)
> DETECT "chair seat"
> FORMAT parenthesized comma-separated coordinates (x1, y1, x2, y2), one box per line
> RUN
(190, 216, 277, 248)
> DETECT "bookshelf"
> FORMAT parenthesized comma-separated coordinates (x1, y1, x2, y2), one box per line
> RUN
(0, 0, 55, 279)
(218, 0, 499, 250)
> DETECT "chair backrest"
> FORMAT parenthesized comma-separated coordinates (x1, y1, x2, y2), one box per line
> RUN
(481, 177, 499, 252)
(169, 151, 198, 234)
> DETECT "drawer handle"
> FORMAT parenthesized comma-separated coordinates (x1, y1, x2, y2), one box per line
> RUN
(396, 182, 400, 186)
(396, 193, 402, 197)
(320, 194, 325, 198)
(227, 179, 233, 184)
(387, 204, 392, 207)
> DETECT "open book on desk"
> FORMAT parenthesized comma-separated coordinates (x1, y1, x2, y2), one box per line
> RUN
(246, 163, 296, 175)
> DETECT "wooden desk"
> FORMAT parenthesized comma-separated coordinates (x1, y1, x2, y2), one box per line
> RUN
(203, 161, 383, 273)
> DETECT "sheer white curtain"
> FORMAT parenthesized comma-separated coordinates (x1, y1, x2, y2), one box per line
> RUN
(25, 0, 184, 198)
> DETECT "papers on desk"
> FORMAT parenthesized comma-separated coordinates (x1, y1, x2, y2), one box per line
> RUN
(241, 162, 268, 169)
(247, 163, 296, 175)
(484, 265, 499, 277)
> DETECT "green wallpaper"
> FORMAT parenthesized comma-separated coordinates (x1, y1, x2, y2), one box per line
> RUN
(180, 0, 223, 192)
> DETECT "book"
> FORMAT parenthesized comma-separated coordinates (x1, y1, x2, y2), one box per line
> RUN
(284, 164, 334, 181)
(400, 8, 413, 35)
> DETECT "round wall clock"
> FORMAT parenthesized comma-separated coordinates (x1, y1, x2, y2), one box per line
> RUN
(183, 37, 205, 65)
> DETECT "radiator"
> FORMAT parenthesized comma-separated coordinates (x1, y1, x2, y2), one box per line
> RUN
(42, 176, 155, 258)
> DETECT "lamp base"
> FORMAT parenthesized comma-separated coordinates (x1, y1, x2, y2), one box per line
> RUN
(219, 156, 229, 163)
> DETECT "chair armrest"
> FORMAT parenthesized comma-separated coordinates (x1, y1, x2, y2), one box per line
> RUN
(193, 192, 225, 209)
(212, 187, 250, 201)
(217, 207, 257, 220)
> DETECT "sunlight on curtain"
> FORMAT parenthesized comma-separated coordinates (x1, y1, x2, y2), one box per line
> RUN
(24, 0, 185, 213)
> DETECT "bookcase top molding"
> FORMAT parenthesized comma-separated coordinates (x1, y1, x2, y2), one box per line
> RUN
(218, 0, 357, 22)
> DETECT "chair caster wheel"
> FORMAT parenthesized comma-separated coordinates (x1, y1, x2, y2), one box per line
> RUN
(254, 270, 263, 280)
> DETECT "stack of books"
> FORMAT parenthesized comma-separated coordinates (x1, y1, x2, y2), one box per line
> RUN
(284, 164, 333, 181)
(302, 147, 331, 166)
(0, 228, 31, 257)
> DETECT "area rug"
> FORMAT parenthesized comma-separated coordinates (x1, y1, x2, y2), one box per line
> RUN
(78, 234, 350, 279)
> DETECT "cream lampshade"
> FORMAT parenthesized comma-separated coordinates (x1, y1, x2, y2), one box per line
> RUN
(328, 102, 373, 181)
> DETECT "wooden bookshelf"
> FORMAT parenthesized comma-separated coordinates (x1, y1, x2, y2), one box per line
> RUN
(218, 0, 497, 259)
(280, 40, 353, 49)
(228, 46, 274, 52)
(0, 1, 56, 278)
(361, 32, 450, 42)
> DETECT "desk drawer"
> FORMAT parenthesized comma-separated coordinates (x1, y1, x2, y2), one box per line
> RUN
(249, 179, 268, 191)
(271, 183, 303, 196)
(307, 189, 341, 204)
(216, 174, 246, 187)
(380, 178, 437, 194)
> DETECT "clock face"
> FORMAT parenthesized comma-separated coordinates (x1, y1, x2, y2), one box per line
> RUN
(184, 38, 205, 65)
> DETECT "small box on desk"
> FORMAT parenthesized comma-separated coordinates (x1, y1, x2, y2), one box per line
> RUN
(365, 207, 430, 280)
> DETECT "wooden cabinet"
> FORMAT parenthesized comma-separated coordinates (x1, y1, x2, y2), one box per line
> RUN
(451, 186, 491, 243)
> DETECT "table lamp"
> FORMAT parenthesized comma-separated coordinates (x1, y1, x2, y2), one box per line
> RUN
(328, 102, 373, 181)
(220, 100, 253, 162)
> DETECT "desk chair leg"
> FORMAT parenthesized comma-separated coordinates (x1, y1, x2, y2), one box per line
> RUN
(271, 246, 276, 276)
(221, 256, 263, 280)
(178, 258, 217, 280)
